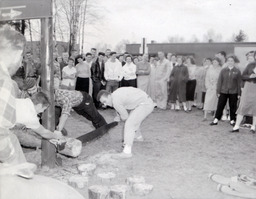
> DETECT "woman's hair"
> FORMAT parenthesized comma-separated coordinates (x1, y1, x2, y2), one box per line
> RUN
(186, 56, 195, 65)
(212, 57, 221, 65)
(226, 55, 240, 63)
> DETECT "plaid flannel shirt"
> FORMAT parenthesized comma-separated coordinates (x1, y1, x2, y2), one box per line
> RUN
(55, 89, 83, 115)
(0, 70, 16, 134)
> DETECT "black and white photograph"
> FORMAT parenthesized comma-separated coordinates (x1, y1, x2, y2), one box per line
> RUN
(0, 0, 256, 198)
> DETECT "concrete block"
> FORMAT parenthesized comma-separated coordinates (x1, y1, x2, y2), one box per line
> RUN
(97, 172, 116, 183)
(68, 175, 89, 189)
(126, 175, 145, 186)
(110, 185, 129, 199)
(88, 185, 110, 199)
(132, 183, 153, 196)
(77, 163, 96, 176)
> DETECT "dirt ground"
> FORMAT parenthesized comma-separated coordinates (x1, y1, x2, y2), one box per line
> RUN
(25, 107, 256, 199)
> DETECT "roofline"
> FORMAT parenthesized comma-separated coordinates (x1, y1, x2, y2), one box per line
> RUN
(127, 42, 256, 45)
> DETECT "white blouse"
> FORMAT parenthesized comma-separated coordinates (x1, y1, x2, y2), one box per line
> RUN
(122, 62, 137, 80)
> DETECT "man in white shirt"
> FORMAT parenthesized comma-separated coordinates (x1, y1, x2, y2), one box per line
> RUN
(104, 52, 123, 93)
(97, 87, 154, 158)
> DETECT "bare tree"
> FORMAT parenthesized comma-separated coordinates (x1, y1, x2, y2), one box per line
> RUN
(232, 30, 248, 42)
(203, 29, 222, 42)
(53, 0, 103, 55)
(167, 35, 185, 43)
(189, 35, 200, 43)
(115, 39, 130, 53)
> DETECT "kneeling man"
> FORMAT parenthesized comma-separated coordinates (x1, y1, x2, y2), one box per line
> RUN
(97, 87, 154, 158)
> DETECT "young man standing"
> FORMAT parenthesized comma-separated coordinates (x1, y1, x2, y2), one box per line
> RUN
(97, 87, 154, 158)
(91, 52, 106, 108)
(104, 52, 123, 93)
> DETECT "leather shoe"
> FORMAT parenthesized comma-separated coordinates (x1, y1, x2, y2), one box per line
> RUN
(230, 129, 239, 133)
(210, 122, 218, 126)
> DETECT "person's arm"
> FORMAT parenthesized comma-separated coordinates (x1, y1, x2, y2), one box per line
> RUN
(32, 125, 62, 139)
(104, 63, 109, 80)
(56, 113, 69, 132)
(117, 64, 124, 81)
(144, 63, 151, 75)
(113, 102, 129, 121)
(216, 69, 223, 96)
(237, 70, 242, 97)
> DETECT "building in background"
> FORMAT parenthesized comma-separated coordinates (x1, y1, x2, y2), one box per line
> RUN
(126, 42, 256, 71)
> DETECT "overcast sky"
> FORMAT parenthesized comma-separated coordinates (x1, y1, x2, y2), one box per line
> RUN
(83, 0, 256, 51)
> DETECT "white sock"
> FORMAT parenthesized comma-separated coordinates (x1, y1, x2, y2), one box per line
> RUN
(123, 145, 131, 154)
(213, 118, 218, 123)
(233, 125, 239, 130)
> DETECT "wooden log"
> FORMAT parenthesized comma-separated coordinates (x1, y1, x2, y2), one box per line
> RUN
(11, 128, 81, 158)
(126, 176, 145, 186)
(132, 183, 153, 196)
(109, 185, 128, 199)
(88, 185, 110, 199)
(68, 175, 89, 189)
(57, 138, 82, 157)
(77, 163, 97, 176)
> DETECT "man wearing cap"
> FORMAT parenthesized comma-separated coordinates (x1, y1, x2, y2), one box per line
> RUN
(97, 87, 154, 158)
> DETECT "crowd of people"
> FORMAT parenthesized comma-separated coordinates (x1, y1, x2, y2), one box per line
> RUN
(13, 44, 256, 135)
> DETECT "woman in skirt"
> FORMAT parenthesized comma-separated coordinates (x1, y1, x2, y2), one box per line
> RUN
(231, 59, 256, 133)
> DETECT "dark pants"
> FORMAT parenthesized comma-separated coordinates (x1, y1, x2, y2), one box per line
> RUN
(215, 93, 238, 121)
(75, 77, 89, 93)
(186, 79, 196, 101)
(73, 92, 107, 128)
(121, 79, 137, 88)
(92, 81, 105, 108)
(202, 92, 206, 103)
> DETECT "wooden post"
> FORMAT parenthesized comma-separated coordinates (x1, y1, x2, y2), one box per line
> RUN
(40, 16, 56, 168)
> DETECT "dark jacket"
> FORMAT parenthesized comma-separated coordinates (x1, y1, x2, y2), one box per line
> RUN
(91, 58, 106, 83)
(217, 66, 241, 95)
(242, 62, 256, 83)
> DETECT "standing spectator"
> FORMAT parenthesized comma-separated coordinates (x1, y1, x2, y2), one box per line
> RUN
(121, 55, 137, 88)
(185, 57, 197, 111)
(118, 54, 126, 66)
(203, 57, 222, 120)
(91, 48, 97, 63)
(133, 57, 139, 65)
(148, 57, 158, 103)
(231, 59, 256, 133)
(105, 49, 111, 59)
(60, 57, 77, 90)
(195, 58, 212, 109)
(91, 52, 106, 108)
(62, 52, 69, 64)
(23, 51, 41, 89)
(138, 54, 143, 62)
(57, 56, 65, 79)
(169, 56, 189, 111)
(155, 51, 171, 110)
(136, 54, 151, 93)
(210, 55, 242, 126)
(75, 54, 91, 93)
(104, 52, 123, 93)
(53, 52, 61, 87)
(215, 51, 227, 66)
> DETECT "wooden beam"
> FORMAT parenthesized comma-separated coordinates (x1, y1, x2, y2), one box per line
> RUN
(40, 17, 56, 168)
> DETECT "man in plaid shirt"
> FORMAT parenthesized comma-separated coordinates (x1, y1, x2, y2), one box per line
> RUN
(0, 25, 27, 164)
(54, 88, 107, 132)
